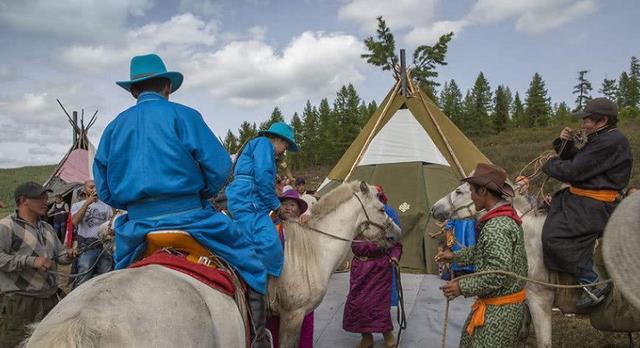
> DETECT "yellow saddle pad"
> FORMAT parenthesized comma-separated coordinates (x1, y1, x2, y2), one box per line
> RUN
(144, 230, 214, 264)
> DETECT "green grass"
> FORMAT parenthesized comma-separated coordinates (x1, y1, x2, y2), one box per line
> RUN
(0, 165, 56, 217)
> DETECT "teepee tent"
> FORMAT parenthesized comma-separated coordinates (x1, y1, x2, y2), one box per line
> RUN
(43, 101, 97, 203)
(317, 74, 491, 274)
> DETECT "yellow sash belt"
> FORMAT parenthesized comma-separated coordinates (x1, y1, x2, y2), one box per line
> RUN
(467, 289, 527, 336)
(569, 186, 618, 202)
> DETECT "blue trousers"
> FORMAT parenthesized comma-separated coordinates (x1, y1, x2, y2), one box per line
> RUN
(73, 238, 113, 288)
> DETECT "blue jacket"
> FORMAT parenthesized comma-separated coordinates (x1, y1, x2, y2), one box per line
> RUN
(93, 92, 267, 293)
(226, 136, 283, 276)
(227, 137, 280, 214)
(444, 219, 476, 273)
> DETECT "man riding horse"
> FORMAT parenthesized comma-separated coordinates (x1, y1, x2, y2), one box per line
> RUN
(541, 97, 633, 309)
(93, 54, 267, 303)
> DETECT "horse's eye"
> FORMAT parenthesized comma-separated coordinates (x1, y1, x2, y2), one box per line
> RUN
(455, 189, 462, 195)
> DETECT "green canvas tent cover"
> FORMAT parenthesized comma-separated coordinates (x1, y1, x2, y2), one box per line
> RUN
(317, 79, 491, 274)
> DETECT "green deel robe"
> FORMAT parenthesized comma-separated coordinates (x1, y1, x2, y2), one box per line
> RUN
(454, 216, 528, 348)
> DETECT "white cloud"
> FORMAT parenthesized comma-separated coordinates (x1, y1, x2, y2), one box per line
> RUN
(404, 20, 469, 47)
(249, 26, 268, 41)
(182, 31, 365, 107)
(62, 14, 217, 73)
(0, 0, 154, 42)
(466, 0, 596, 34)
(339, 0, 596, 48)
(514, 1, 596, 34)
(338, 0, 437, 32)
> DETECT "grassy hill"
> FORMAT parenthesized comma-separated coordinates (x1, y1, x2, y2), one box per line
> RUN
(0, 165, 56, 217)
(1, 118, 638, 218)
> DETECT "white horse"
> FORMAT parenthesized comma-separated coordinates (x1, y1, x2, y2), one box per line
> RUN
(431, 182, 554, 348)
(24, 181, 401, 348)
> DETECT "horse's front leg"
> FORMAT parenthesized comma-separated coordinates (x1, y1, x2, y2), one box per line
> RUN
(278, 309, 305, 348)
(526, 284, 554, 348)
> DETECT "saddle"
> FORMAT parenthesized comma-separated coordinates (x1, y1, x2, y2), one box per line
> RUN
(129, 230, 251, 344)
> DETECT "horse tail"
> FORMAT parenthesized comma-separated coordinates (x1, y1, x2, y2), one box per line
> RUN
(21, 314, 100, 348)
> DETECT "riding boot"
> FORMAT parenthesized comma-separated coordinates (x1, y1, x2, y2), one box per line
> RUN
(249, 289, 272, 348)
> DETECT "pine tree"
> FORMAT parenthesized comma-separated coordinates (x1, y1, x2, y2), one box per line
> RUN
(357, 101, 369, 128)
(439, 79, 463, 126)
(259, 107, 285, 130)
(493, 85, 510, 132)
(367, 101, 378, 118)
(599, 78, 618, 102)
(223, 129, 239, 154)
(361, 17, 398, 79)
(301, 100, 319, 165)
(460, 90, 474, 133)
(511, 92, 525, 128)
(573, 70, 592, 110)
(237, 121, 258, 146)
(617, 72, 630, 107)
(524, 73, 551, 127)
(333, 84, 361, 156)
(468, 72, 492, 132)
(628, 56, 640, 108)
(412, 32, 454, 100)
(288, 112, 304, 169)
(554, 102, 572, 125)
(317, 98, 336, 163)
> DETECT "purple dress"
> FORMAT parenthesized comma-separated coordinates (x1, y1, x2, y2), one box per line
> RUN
(343, 240, 402, 333)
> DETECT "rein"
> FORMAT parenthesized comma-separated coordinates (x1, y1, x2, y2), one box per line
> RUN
(292, 192, 394, 244)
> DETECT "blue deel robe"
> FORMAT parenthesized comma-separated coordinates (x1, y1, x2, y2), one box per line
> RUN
(226, 137, 283, 277)
(445, 219, 477, 273)
(93, 92, 267, 294)
(384, 204, 401, 307)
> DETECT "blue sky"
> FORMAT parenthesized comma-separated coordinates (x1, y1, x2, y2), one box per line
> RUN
(0, 0, 638, 168)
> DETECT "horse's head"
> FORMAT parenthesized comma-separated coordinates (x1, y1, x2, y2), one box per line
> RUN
(430, 182, 480, 222)
(352, 181, 402, 243)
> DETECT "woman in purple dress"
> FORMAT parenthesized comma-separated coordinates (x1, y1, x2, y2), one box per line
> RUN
(343, 186, 402, 348)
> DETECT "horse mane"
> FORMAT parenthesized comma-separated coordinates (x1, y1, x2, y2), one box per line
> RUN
(282, 221, 320, 278)
(310, 181, 360, 221)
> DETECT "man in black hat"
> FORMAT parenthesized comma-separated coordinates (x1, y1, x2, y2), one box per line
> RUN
(0, 182, 76, 346)
(541, 97, 633, 309)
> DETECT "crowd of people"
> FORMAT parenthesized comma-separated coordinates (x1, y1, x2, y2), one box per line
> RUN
(1, 53, 636, 348)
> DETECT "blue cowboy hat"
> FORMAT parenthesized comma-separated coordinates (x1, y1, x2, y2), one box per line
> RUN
(258, 122, 299, 152)
(116, 54, 183, 93)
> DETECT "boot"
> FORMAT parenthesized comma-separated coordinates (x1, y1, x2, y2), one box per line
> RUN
(576, 281, 612, 311)
(357, 333, 373, 348)
(383, 331, 396, 348)
(249, 289, 272, 348)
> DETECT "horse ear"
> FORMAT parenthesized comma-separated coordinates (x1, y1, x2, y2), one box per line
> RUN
(359, 181, 369, 195)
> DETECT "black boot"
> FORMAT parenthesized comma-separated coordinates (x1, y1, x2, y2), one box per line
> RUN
(249, 289, 272, 348)
(576, 281, 612, 310)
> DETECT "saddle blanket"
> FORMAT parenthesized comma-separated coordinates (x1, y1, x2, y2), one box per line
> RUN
(129, 250, 236, 297)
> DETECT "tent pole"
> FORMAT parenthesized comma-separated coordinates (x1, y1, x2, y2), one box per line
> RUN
(344, 80, 401, 182)
(400, 49, 408, 97)
(415, 81, 467, 177)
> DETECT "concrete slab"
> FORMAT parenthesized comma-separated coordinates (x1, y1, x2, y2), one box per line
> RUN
(313, 272, 474, 347)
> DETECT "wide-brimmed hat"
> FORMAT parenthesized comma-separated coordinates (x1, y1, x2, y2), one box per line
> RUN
(603, 191, 640, 310)
(116, 54, 183, 93)
(462, 163, 515, 198)
(573, 97, 618, 119)
(279, 189, 308, 213)
(258, 122, 299, 152)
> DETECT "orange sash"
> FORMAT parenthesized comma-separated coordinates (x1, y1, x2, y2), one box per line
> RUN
(569, 186, 618, 202)
(466, 289, 526, 336)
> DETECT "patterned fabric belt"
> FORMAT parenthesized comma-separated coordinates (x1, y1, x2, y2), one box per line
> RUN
(354, 255, 384, 261)
(569, 186, 619, 202)
(467, 289, 526, 335)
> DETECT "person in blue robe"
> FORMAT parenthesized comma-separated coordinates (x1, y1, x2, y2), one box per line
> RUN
(92, 54, 267, 298)
(225, 121, 298, 347)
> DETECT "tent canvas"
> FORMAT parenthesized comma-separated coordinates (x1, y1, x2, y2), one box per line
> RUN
(317, 80, 491, 274)
(43, 104, 97, 203)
